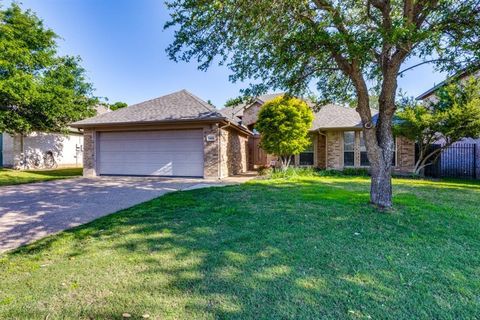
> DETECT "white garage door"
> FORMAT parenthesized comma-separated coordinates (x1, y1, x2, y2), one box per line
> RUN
(98, 130, 204, 177)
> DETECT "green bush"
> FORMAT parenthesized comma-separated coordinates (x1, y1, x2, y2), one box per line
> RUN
(267, 167, 372, 179)
(269, 167, 320, 179)
(339, 168, 370, 176)
(257, 166, 273, 176)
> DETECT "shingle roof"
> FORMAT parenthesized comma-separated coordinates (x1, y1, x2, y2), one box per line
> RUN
(220, 93, 377, 130)
(256, 93, 285, 103)
(72, 90, 228, 127)
(311, 104, 379, 130)
(416, 65, 480, 100)
(94, 104, 111, 115)
(219, 93, 285, 118)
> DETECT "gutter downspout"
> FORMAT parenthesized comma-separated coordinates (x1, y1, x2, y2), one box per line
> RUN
(218, 121, 232, 179)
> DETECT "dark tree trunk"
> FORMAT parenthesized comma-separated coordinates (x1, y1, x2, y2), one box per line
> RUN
(349, 60, 399, 209)
(370, 159, 393, 208)
(348, 69, 395, 209)
(367, 60, 400, 209)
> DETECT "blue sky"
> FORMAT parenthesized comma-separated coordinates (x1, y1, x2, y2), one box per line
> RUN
(9, 0, 447, 108)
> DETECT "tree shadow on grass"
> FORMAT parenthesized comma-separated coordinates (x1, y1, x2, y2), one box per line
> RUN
(3, 180, 480, 319)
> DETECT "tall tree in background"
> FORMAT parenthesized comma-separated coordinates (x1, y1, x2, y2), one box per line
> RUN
(395, 76, 480, 174)
(224, 97, 244, 108)
(165, 0, 479, 208)
(0, 3, 97, 134)
(108, 102, 128, 110)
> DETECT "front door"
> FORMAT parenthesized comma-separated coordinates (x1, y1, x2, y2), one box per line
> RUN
(248, 135, 269, 169)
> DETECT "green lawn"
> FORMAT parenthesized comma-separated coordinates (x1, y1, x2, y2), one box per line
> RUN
(0, 167, 82, 186)
(1, 176, 479, 319)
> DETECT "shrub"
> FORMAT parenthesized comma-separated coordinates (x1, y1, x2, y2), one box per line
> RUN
(255, 96, 314, 169)
(257, 166, 273, 176)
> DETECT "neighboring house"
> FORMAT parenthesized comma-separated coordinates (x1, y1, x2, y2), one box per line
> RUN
(0, 105, 110, 169)
(223, 94, 416, 174)
(71, 90, 251, 178)
(416, 65, 480, 146)
(416, 66, 480, 179)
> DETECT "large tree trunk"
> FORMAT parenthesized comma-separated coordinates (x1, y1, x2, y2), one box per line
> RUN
(367, 68, 397, 209)
(341, 52, 406, 209)
(370, 158, 393, 208)
(350, 61, 398, 209)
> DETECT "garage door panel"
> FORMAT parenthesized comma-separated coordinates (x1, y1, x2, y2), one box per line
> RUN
(98, 130, 204, 177)
(100, 130, 203, 140)
(99, 152, 204, 163)
(99, 140, 203, 152)
(99, 162, 202, 176)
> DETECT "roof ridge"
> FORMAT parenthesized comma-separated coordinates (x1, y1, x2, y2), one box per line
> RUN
(126, 90, 188, 109)
(180, 89, 222, 115)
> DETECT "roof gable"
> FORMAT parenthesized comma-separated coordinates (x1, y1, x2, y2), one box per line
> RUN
(311, 104, 378, 130)
(416, 65, 480, 100)
(72, 90, 225, 127)
(219, 93, 285, 119)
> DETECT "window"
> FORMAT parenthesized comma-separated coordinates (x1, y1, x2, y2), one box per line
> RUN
(359, 132, 369, 166)
(359, 132, 396, 166)
(343, 131, 355, 166)
(299, 139, 314, 166)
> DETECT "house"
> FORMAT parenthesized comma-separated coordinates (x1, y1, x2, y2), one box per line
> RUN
(0, 105, 110, 169)
(72, 90, 415, 178)
(224, 94, 416, 173)
(416, 66, 480, 179)
(416, 65, 480, 146)
(416, 65, 480, 102)
(71, 90, 251, 178)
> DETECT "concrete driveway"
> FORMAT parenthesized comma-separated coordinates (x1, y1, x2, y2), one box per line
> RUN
(0, 176, 232, 253)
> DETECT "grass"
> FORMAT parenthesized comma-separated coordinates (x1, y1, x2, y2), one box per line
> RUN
(0, 167, 82, 186)
(1, 176, 479, 319)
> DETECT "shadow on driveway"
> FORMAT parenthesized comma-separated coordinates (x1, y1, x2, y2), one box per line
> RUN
(0, 176, 211, 253)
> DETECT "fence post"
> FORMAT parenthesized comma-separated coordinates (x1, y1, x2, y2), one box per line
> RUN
(474, 143, 478, 179)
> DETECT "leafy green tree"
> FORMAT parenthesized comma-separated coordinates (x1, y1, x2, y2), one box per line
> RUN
(255, 96, 314, 169)
(224, 97, 244, 108)
(165, 0, 479, 208)
(395, 76, 480, 174)
(0, 3, 97, 134)
(109, 102, 128, 110)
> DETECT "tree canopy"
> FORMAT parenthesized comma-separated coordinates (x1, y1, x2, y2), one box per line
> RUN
(255, 96, 314, 168)
(224, 97, 244, 108)
(165, 0, 479, 208)
(0, 3, 97, 134)
(395, 76, 480, 174)
(108, 102, 128, 111)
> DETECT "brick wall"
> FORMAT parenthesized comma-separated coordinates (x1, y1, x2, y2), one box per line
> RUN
(203, 126, 220, 179)
(326, 131, 343, 169)
(394, 136, 415, 174)
(219, 127, 248, 177)
(242, 102, 262, 128)
(323, 130, 415, 174)
(316, 133, 326, 169)
(83, 130, 96, 177)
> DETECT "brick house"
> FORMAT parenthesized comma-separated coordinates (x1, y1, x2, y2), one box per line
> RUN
(72, 90, 415, 179)
(224, 94, 415, 174)
(72, 90, 251, 179)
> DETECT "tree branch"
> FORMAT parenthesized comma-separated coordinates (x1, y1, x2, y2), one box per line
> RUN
(397, 59, 448, 75)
